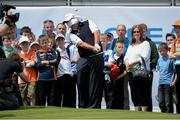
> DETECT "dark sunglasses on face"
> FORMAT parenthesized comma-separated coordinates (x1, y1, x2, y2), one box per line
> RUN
(133, 31, 140, 33)
(175, 26, 180, 30)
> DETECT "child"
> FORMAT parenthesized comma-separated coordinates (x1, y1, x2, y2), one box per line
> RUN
(43, 20, 55, 36)
(35, 34, 58, 106)
(2, 34, 17, 58)
(20, 26, 35, 43)
(100, 33, 114, 109)
(55, 33, 76, 107)
(18, 36, 37, 106)
(157, 43, 174, 113)
(30, 41, 40, 52)
(111, 40, 127, 109)
(165, 33, 176, 51)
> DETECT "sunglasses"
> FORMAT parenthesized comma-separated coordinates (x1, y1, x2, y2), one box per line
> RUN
(175, 27, 180, 30)
(133, 31, 140, 33)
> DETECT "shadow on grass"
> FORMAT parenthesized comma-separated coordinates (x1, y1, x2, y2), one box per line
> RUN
(0, 114, 15, 118)
(19, 106, 46, 110)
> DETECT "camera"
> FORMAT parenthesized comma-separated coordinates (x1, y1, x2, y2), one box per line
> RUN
(0, 3, 19, 24)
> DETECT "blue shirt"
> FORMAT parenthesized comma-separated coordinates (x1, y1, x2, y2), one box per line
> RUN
(36, 49, 57, 81)
(103, 49, 114, 73)
(157, 56, 174, 85)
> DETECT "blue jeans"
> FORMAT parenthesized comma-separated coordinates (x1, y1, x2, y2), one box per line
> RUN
(158, 84, 173, 113)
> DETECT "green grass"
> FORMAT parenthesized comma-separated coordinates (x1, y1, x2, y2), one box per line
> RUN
(0, 107, 179, 119)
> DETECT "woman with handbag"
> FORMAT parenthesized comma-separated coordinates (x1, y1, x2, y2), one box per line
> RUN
(124, 25, 151, 111)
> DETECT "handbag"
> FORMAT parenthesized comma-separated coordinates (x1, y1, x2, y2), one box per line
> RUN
(132, 56, 149, 79)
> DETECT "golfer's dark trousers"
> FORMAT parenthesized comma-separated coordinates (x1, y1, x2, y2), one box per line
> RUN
(77, 56, 104, 108)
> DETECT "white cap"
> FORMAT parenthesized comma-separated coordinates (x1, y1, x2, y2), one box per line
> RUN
(63, 13, 83, 27)
(66, 18, 79, 27)
(30, 41, 40, 48)
(18, 36, 29, 45)
(63, 13, 75, 22)
(55, 33, 65, 40)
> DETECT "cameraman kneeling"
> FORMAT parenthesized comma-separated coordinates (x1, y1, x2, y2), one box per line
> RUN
(0, 3, 19, 37)
(0, 54, 28, 110)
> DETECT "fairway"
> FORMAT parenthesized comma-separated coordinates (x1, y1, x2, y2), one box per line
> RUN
(0, 107, 179, 119)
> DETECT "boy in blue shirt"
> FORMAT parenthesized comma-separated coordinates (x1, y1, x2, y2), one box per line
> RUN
(157, 43, 175, 113)
(36, 35, 58, 106)
(100, 33, 114, 108)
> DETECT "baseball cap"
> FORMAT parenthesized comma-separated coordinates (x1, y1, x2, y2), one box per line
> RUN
(30, 41, 40, 48)
(66, 18, 79, 27)
(106, 32, 113, 38)
(63, 13, 75, 23)
(63, 13, 83, 27)
(55, 33, 65, 40)
(18, 36, 29, 45)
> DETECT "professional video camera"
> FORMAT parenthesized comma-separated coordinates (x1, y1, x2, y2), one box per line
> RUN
(0, 3, 19, 24)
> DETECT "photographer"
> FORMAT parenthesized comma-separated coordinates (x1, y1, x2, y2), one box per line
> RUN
(0, 53, 29, 110)
(0, 3, 19, 46)
(0, 18, 11, 46)
(0, 23, 10, 36)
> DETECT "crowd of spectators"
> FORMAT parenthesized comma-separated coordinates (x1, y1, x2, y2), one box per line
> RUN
(0, 12, 179, 114)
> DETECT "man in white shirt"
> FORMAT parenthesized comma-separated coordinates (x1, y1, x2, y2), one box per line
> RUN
(63, 13, 104, 108)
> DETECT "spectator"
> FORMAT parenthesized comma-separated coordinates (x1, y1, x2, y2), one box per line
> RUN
(109, 24, 130, 110)
(165, 33, 176, 51)
(157, 43, 174, 113)
(56, 23, 66, 35)
(18, 36, 37, 106)
(109, 24, 129, 54)
(106, 32, 114, 49)
(54, 33, 76, 107)
(56, 23, 71, 47)
(20, 26, 35, 43)
(30, 41, 40, 52)
(100, 33, 114, 108)
(43, 20, 55, 36)
(35, 35, 58, 106)
(56, 23, 79, 107)
(124, 25, 151, 111)
(2, 34, 17, 58)
(111, 40, 127, 109)
(165, 33, 177, 112)
(48, 32, 56, 49)
(140, 23, 159, 112)
(169, 19, 180, 113)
